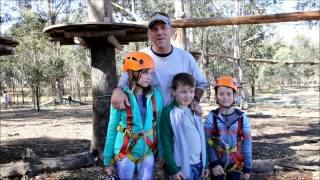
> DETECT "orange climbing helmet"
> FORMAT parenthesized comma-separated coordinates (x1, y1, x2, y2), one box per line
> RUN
(123, 52, 154, 72)
(214, 76, 237, 91)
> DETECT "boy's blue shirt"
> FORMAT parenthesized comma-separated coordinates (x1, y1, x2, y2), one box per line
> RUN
(103, 87, 163, 166)
(204, 108, 252, 174)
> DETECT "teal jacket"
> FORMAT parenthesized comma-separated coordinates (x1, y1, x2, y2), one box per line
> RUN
(103, 87, 163, 166)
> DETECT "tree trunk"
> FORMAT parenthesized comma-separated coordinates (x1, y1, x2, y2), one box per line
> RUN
(87, 0, 117, 164)
(35, 85, 40, 112)
(89, 42, 117, 164)
(174, 0, 187, 49)
(32, 89, 36, 110)
(21, 78, 25, 104)
(47, 0, 56, 25)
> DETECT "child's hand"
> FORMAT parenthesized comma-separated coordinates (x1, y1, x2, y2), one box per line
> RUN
(104, 165, 117, 176)
(202, 169, 210, 178)
(211, 165, 224, 176)
(157, 158, 165, 167)
(242, 173, 250, 180)
(173, 171, 186, 180)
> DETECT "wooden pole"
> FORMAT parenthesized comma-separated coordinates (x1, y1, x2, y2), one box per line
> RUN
(171, 11, 320, 28)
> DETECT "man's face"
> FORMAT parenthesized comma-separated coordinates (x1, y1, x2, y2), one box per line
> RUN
(172, 84, 195, 107)
(147, 21, 172, 51)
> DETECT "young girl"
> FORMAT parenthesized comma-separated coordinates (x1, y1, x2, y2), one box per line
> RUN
(103, 52, 163, 179)
(205, 76, 252, 180)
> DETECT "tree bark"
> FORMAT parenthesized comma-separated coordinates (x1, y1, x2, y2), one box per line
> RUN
(89, 41, 117, 164)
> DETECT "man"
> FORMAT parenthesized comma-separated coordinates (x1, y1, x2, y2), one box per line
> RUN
(111, 12, 208, 113)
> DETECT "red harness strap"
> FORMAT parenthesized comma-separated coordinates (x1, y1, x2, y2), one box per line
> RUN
(117, 103, 134, 160)
(116, 95, 158, 161)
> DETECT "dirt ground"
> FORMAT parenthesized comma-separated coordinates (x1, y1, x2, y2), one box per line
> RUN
(1, 87, 319, 180)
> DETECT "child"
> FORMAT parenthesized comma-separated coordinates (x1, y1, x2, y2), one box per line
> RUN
(103, 52, 163, 180)
(160, 72, 207, 180)
(205, 76, 252, 180)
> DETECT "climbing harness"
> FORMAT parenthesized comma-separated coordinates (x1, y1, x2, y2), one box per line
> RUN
(113, 95, 158, 164)
(207, 109, 245, 175)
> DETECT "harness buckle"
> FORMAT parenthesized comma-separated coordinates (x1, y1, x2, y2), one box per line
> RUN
(114, 155, 122, 161)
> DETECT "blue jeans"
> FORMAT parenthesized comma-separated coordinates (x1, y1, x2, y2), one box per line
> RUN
(187, 161, 203, 180)
(213, 171, 241, 180)
(115, 154, 154, 180)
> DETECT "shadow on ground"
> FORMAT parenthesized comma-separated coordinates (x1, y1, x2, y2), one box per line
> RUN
(0, 108, 93, 121)
(253, 122, 320, 166)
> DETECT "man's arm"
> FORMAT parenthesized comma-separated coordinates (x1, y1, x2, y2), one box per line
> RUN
(190, 88, 204, 115)
(194, 88, 204, 102)
(110, 88, 130, 109)
(111, 72, 130, 109)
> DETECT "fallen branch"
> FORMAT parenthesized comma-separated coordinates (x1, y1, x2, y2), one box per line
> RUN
(252, 159, 274, 174)
(275, 164, 320, 171)
(0, 149, 96, 178)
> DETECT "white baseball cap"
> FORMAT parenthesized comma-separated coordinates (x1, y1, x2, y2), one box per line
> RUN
(147, 13, 171, 29)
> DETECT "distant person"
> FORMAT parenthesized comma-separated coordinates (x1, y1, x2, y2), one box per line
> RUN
(205, 76, 252, 180)
(68, 95, 72, 106)
(103, 52, 163, 180)
(55, 79, 62, 103)
(2, 90, 10, 109)
(111, 11, 208, 114)
(160, 73, 208, 180)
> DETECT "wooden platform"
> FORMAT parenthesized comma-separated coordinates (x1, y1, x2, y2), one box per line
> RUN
(0, 36, 19, 56)
(43, 23, 148, 45)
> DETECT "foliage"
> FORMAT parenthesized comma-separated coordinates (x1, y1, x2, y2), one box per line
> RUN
(0, 0, 319, 108)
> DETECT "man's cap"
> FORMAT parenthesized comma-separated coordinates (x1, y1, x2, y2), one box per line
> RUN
(148, 13, 171, 29)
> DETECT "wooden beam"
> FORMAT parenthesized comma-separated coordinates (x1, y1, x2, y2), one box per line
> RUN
(189, 51, 239, 61)
(107, 35, 123, 51)
(171, 11, 320, 28)
(247, 58, 320, 65)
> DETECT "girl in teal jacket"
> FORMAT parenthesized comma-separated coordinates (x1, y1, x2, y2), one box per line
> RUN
(103, 52, 163, 180)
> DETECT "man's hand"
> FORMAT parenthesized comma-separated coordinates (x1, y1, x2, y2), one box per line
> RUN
(190, 99, 203, 115)
(211, 165, 224, 176)
(111, 88, 130, 109)
(242, 173, 250, 180)
(173, 171, 186, 180)
(104, 165, 117, 176)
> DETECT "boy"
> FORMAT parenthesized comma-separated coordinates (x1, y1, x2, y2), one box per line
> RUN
(160, 73, 207, 180)
(205, 76, 252, 180)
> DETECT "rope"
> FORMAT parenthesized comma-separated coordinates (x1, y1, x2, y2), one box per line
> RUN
(92, 94, 112, 99)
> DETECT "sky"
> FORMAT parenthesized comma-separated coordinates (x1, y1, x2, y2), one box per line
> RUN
(269, 1, 319, 44)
